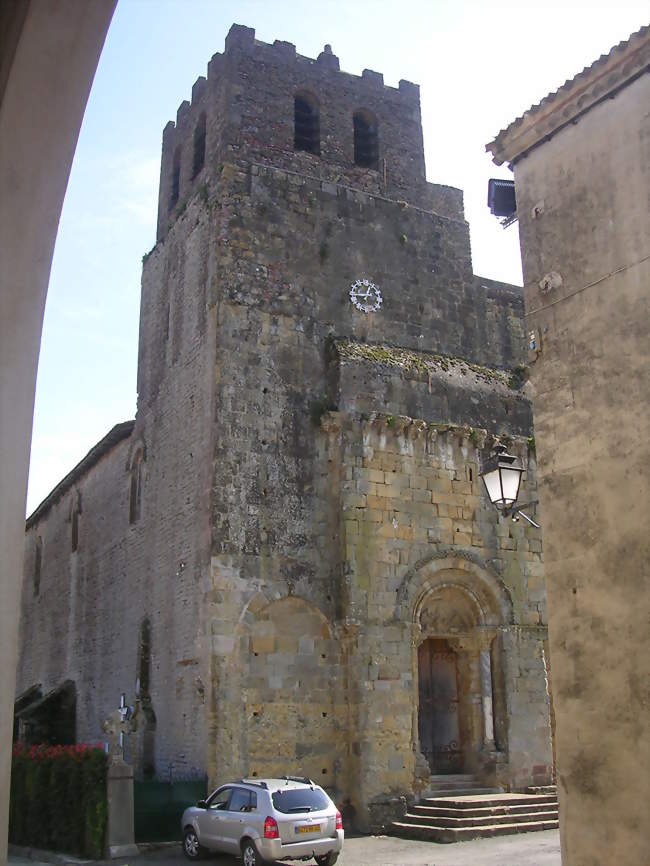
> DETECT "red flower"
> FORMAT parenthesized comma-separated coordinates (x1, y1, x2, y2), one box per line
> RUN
(12, 741, 105, 764)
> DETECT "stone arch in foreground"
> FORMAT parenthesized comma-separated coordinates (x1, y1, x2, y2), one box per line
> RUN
(0, 4, 117, 858)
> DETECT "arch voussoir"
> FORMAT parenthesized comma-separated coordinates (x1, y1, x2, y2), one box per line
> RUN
(396, 550, 513, 626)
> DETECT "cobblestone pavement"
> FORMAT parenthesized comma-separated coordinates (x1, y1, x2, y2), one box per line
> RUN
(10, 830, 561, 866)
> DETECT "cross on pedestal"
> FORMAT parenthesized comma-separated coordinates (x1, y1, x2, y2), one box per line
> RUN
(118, 692, 132, 749)
(118, 692, 130, 721)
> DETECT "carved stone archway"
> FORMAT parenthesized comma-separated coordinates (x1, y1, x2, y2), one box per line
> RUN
(401, 555, 512, 779)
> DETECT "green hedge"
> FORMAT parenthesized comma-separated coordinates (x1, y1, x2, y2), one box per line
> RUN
(10, 743, 107, 858)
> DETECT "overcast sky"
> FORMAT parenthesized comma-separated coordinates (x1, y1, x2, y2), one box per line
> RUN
(26, 0, 648, 513)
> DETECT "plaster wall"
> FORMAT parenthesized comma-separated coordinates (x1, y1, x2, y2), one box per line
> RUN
(512, 72, 650, 866)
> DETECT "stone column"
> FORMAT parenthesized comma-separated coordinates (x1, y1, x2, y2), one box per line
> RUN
(477, 632, 496, 750)
(410, 624, 422, 751)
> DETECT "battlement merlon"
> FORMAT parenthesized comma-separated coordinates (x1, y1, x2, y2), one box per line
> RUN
(161, 24, 422, 138)
(156, 23, 430, 240)
(161, 24, 421, 138)
(221, 24, 420, 96)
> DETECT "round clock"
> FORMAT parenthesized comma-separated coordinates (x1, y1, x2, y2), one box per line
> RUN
(349, 279, 383, 313)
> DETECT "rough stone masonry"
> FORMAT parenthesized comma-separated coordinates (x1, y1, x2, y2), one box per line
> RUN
(16, 24, 553, 830)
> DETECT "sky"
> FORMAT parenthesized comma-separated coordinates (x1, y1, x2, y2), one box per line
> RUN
(26, 0, 648, 514)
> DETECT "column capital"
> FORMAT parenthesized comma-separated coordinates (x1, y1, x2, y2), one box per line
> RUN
(476, 628, 497, 651)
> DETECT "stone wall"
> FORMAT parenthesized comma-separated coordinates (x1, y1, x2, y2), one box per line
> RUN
(204, 161, 524, 367)
(17, 24, 554, 829)
(335, 417, 551, 825)
(130, 174, 221, 777)
(19, 181, 220, 777)
(19, 433, 136, 748)
(17, 412, 209, 779)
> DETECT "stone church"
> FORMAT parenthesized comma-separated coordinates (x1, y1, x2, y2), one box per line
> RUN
(15, 25, 552, 829)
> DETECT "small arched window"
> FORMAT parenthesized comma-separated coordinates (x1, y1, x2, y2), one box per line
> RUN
(192, 112, 206, 178)
(129, 449, 144, 525)
(169, 146, 181, 211)
(34, 536, 42, 596)
(353, 110, 379, 169)
(294, 93, 320, 155)
(70, 494, 81, 553)
(138, 618, 152, 695)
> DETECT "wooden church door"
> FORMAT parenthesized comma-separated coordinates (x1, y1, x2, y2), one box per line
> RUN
(418, 638, 462, 773)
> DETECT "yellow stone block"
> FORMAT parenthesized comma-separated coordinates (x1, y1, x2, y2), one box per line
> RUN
(453, 532, 472, 546)
(251, 635, 275, 654)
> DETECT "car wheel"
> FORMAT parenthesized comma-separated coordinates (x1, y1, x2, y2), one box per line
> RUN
(183, 828, 203, 860)
(241, 839, 265, 866)
(315, 855, 339, 866)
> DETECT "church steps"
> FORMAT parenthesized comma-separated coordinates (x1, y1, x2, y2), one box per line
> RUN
(420, 787, 502, 797)
(402, 808, 559, 828)
(427, 774, 481, 782)
(526, 785, 557, 795)
(412, 802, 558, 819)
(389, 791, 559, 843)
(419, 793, 557, 808)
(421, 773, 503, 798)
(390, 817, 560, 843)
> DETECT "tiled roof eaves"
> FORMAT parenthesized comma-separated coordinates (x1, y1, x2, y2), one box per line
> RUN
(25, 420, 135, 529)
(486, 24, 650, 166)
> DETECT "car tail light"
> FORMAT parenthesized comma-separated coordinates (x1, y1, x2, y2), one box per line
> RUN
(336, 810, 343, 830)
(264, 816, 279, 839)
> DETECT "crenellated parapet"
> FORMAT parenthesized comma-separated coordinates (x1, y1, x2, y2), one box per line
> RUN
(156, 23, 439, 240)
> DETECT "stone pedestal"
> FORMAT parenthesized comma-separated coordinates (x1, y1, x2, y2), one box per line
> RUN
(106, 757, 139, 858)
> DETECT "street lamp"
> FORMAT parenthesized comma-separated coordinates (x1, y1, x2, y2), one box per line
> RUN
(479, 444, 540, 528)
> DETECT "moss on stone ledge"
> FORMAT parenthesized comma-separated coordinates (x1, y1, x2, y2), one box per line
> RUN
(335, 340, 513, 388)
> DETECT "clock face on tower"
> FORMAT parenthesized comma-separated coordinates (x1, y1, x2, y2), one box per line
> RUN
(349, 279, 383, 313)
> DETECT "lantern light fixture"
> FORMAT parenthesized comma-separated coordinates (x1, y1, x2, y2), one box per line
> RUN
(479, 444, 540, 528)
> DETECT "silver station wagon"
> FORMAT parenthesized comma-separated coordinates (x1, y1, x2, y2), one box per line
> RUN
(181, 776, 344, 865)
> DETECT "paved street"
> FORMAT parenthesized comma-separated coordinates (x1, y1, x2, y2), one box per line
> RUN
(10, 830, 561, 866)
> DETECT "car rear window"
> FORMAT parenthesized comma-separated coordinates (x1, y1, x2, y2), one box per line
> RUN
(271, 788, 330, 814)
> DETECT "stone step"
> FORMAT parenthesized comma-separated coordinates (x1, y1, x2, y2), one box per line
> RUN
(427, 781, 486, 788)
(412, 802, 558, 819)
(422, 787, 503, 797)
(389, 791, 559, 844)
(402, 809, 559, 829)
(427, 775, 480, 784)
(526, 784, 557, 795)
(420, 793, 557, 809)
(390, 817, 559, 843)
(429, 773, 476, 785)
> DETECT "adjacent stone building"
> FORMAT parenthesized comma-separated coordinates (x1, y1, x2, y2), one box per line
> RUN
(16, 25, 552, 829)
(487, 25, 649, 866)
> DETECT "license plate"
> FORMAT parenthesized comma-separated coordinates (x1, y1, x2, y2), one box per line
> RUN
(296, 824, 321, 834)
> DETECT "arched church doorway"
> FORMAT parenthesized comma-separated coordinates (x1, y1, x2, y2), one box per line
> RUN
(412, 572, 507, 777)
(418, 638, 462, 772)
